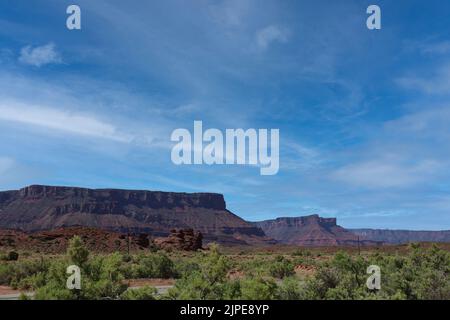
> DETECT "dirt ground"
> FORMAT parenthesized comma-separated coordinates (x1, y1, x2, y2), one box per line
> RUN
(0, 285, 21, 295)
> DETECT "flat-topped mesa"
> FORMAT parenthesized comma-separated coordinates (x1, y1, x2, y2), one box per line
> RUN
(260, 215, 337, 228)
(16, 185, 226, 211)
(0, 185, 271, 245)
(254, 214, 367, 246)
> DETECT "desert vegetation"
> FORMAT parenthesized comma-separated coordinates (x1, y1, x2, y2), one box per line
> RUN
(0, 238, 449, 300)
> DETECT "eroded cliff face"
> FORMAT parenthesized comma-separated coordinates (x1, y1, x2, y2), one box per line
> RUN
(0, 185, 270, 245)
(16, 185, 227, 211)
(254, 214, 378, 246)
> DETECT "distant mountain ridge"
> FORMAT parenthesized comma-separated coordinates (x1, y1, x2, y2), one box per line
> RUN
(253, 215, 381, 246)
(255, 215, 450, 245)
(1, 185, 449, 247)
(351, 229, 450, 244)
(0, 185, 271, 245)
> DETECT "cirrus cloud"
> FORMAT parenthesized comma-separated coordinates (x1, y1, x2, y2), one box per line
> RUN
(0, 101, 132, 143)
(18, 43, 62, 67)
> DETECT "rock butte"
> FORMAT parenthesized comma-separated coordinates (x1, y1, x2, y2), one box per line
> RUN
(0, 185, 272, 245)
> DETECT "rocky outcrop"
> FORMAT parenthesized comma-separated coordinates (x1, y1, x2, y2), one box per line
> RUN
(351, 229, 450, 244)
(254, 215, 380, 246)
(155, 229, 203, 251)
(0, 185, 270, 245)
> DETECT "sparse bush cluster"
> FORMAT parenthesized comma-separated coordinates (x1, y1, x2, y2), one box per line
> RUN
(0, 256, 49, 290)
(303, 244, 450, 300)
(0, 237, 164, 300)
(166, 247, 301, 300)
(167, 243, 450, 300)
(0, 240, 448, 300)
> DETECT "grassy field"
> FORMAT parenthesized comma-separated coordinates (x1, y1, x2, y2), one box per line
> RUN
(0, 238, 449, 300)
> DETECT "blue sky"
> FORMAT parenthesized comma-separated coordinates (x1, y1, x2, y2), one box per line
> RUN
(1, 0, 450, 230)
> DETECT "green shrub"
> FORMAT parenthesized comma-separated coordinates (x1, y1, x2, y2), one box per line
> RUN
(81, 253, 128, 299)
(173, 259, 201, 278)
(276, 277, 305, 300)
(19, 292, 32, 300)
(301, 246, 450, 300)
(235, 256, 269, 277)
(167, 244, 232, 299)
(35, 248, 128, 300)
(17, 271, 47, 290)
(134, 252, 176, 279)
(34, 259, 77, 300)
(268, 255, 295, 279)
(1, 240, 448, 301)
(34, 284, 77, 300)
(0, 258, 49, 287)
(67, 236, 89, 266)
(120, 286, 157, 300)
(239, 277, 277, 300)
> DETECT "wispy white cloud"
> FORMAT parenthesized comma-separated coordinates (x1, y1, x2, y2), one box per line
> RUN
(282, 140, 323, 171)
(396, 64, 450, 95)
(0, 72, 173, 148)
(332, 158, 441, 189)
(18, 43, 62, 67)
(384, 106, 450, 138)
(421, 41, 450, 55)
(0, 101, 132, 142)
(256, 25, 289, 50)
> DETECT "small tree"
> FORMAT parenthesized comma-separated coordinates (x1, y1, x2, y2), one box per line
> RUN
(67, 236, 89, 266)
